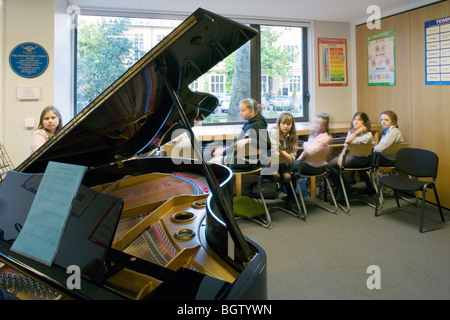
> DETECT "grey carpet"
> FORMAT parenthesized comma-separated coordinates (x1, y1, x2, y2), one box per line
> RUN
(237, 194, 450, 300)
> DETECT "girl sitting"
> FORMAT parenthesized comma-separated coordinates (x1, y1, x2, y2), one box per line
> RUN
(373, 110, 404, 167)
(210, 98, 270, 171)
(293, 112, 332, 175)
(268, 112, 298, 201)
(328, 111, 374, 202)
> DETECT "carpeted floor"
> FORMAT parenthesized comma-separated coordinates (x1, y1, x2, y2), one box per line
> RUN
(236, 193, 450, 300)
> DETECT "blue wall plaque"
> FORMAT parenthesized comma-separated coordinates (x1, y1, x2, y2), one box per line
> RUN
(9, 42, 49, 78)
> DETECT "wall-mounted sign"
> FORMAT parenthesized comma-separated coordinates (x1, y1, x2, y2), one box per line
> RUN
(367, 30, 396, 86)
(425, 16, 450, 85)
(9, 42, 49, 78)
(318, 38, 348, 86)
(17, 85, 40, 100)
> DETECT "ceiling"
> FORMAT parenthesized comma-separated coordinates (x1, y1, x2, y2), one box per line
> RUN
(69, 0, 441, 24)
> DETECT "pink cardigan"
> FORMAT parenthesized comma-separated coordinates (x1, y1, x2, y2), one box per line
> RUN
(301, 132, 331, 167)
(30, 129, 49, 154)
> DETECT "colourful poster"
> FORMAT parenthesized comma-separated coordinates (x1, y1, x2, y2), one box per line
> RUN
(425, 16, 450, 85)
(318, 38, 348, 86)
(367, 30, 396, 86)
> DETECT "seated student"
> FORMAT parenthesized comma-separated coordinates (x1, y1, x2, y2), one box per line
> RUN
(357, 110, 404, 194)
(293, 112, 332, 175)
(373, 110, 404, 166)
(328, 111, 374, 202)
(210, 98, 270, 171)
(30, 106, 63, 154)
(268, 112, 298, 201)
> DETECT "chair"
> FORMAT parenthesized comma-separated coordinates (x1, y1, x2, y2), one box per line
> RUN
(339, 143, 376, 214)
(374, 148, 445, 233)
(229, 144, 265, 196)
(372, 142, 410, 175)
(372, 142, 410, 207)
(251, 164, 303, 228)
(291, 149, 338, 220)
(233, 167, 261, 196)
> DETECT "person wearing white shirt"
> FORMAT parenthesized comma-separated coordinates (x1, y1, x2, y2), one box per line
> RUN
(373, 110, 404, 166)
(358, 110, 403, 195)
(328, 112, 374, 202)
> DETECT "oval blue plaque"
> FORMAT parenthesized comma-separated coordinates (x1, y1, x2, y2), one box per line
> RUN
(9, 42, 49, 78)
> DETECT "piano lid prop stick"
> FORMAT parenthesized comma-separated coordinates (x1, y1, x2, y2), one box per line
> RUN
(158, 60, 253, 265)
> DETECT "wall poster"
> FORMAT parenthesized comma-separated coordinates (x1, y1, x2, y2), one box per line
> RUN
(425, 16, 450, 85)
(367, 30, 396, 86)
(318, 38, 348, 86)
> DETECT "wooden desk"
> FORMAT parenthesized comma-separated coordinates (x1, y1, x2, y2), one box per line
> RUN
(193, 122, 382, 144)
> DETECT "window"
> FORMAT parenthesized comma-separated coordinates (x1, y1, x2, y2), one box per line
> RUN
(260, 25, 305, 120)
(284, 45, 299, 64)
(133, 33, 144, 60)
(133, 34, 144, 50)
(75, 14, 309, 123)
(210, 75, 225, 94)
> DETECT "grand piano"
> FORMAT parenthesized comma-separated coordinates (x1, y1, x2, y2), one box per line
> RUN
(0, 8, 267, 300)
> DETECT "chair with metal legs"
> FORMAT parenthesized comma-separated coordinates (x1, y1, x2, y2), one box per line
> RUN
(250, 163, 304, 228)
(372, 141, 410, 208)
(374, 147, 445, 233)
(338, 143, 377, 214)
(291, 149, 338, 221)
(233, 167, 261, 197)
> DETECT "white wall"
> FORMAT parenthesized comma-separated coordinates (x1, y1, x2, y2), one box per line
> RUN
(311, 20, 354, 123)
(0, 1, 354, 167)
(2, 0, 72, 166)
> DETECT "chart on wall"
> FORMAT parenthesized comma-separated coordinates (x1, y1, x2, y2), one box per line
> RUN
(425, 16, 450, 85)
(367, 30, 396, 86)
(317, 38, 348, 86)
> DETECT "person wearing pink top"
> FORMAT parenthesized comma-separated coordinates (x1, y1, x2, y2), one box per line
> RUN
(292, 112, 332, 175)
(30, 106, 63, 154)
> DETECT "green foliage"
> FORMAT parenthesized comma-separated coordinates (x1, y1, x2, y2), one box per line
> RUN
(77, 18, 141, 111)
(260, 26, 293, 95)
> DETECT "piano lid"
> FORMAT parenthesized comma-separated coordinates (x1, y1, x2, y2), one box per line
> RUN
(16, 8, 258, 174)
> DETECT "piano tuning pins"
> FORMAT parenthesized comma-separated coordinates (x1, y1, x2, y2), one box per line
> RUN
(0, 271, 59, 299)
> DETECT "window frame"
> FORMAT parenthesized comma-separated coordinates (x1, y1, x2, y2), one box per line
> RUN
(74, 10, 311, 124)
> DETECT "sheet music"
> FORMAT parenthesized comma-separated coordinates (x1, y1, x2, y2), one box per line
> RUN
(11, 161, 87, 266)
